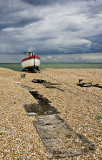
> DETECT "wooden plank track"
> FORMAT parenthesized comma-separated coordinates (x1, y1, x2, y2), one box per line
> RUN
(24, 91, 95, 158)
(34, 114, 95, 158)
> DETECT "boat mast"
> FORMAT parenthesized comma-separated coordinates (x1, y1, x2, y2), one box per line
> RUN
(33, 51, 35, 69)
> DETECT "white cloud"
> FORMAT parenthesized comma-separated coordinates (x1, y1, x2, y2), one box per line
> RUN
(41, 53, 102, 63)
(1, 52, 102, 63)
(0, 53, 23, 63)
(81, 54, 102, 60)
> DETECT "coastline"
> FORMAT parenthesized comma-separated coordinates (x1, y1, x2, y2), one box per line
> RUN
(0, 68, 102, 159)
(0, 62, 102, 71)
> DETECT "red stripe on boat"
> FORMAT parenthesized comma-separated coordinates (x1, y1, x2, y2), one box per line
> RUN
(21, 56, 40, 63)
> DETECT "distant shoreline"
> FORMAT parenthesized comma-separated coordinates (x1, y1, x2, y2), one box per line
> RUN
(0, 62, 102, 71)
(0, 62, 102, 64)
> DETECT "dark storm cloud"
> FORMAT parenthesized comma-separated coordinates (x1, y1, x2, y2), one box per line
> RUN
(16, 17, 42, 27)
(0, 1, 42, 30)
(80, 1, 102, 18)
(22, 0, 93, 6)
(37, 36, 56, 41)
(0, 17, 42, 30)
(0, 0, 102, 62)
(86, 34, 102, 52)
(64, 24, 81, 32)
(21, 0, 68, 6)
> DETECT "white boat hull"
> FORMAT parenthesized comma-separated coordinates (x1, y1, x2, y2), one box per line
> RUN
(21, 56, 40, 70)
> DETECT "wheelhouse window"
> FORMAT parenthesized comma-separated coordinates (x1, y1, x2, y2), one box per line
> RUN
(25, 52, 34, 57)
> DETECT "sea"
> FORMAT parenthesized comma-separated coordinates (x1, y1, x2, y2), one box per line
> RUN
(0, 63, 102, 71)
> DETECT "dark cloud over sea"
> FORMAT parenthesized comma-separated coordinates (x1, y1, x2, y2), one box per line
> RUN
(0, 0, 102, 62)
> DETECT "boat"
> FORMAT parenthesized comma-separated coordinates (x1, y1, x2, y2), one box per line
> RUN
(21, 51, 40, 71)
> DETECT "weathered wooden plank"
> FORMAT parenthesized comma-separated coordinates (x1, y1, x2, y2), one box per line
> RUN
(34, 114, 95, 158)
(24, 91, 95, 158)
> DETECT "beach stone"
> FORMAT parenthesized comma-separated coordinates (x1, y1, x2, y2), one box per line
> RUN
(21, 85, 34, 90)
(27, 112, 37, 116)
(0, 68, 102, 159)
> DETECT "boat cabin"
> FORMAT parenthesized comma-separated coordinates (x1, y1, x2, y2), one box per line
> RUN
(24, 51, 35, 57)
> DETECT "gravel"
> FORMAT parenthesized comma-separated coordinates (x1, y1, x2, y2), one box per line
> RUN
(0, 68, 102, 159)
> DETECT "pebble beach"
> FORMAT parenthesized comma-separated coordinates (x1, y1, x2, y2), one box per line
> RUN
(0, 68, 102, 160)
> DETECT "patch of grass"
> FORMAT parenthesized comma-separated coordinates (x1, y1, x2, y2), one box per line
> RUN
(96, 115, 102, 120)
(0, 132, 4, 135)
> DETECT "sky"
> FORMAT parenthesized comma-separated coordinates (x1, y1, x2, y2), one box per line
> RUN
(0, 0, 102, 63)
